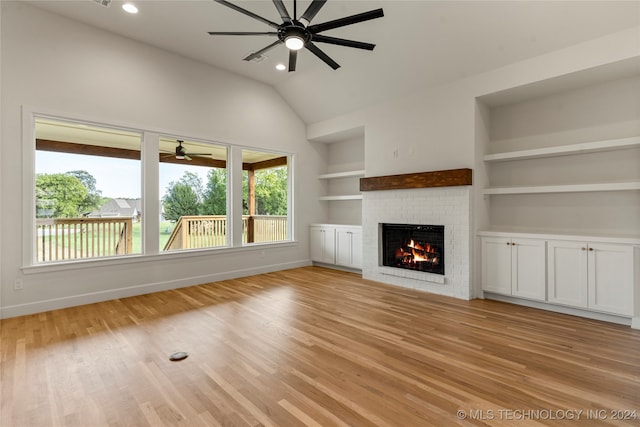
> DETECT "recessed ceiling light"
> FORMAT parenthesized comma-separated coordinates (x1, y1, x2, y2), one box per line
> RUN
(275, 63, 286, 71)
(122, 3, 138, 14)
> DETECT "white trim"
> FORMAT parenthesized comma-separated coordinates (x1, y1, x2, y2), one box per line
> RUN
(288, 154, 294, 242)
(485, 293, 632, 326)
(142, 131, 159, 255)
(22, 106, 36, 267)
(3, 260, 311, 319)
(21, 241, 299, 274)
(631, 317, 640, 330)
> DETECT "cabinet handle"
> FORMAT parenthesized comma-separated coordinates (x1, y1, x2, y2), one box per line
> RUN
(511, 242, 516, 246)
(506, 242, 511, 246)
(588, 247, 594, 251)
(581, 247, 586, 251)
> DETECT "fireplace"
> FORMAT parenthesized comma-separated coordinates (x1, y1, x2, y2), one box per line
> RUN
(381, 223, 445, 275)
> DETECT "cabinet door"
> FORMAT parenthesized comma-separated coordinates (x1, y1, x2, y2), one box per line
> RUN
(310, 227, 335, 264)
(547, 240, 588, 308)
(511, 238, 546, 301)
(350, 229, 363, 269)
(587, 243, 634, 316)
(335, 229, 352, 267)
(482, 237, 512, 295)
(310, 227, 325, 262)
(336, 228, 362, 269)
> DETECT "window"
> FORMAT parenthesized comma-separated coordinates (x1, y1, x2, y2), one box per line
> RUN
(242, 149, 289, 244)
(159, 138, 228, 251)
(29, 114, 292, 265)
(34, 117, 142, 263)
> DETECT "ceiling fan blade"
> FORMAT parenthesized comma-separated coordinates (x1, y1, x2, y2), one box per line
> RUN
(243, 40, 283, 61)
(305, 42, 340, 70)
(184, 154, 193, 161)
(309, 8, 384, 33)
(300, 0, 327, 25)
(213, 0, 281, 30)
(288, 49, 297, 72)
(208, 31, 278, 36)
(312, 34, 375, 50)
(272, 0, 292, 22)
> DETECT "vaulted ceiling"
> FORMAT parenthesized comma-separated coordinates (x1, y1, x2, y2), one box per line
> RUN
(26, 1, 640, 124)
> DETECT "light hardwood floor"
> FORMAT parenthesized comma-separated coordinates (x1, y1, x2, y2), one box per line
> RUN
(1, 266, 639, 426)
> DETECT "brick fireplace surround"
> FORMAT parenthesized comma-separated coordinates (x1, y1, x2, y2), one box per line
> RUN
(360, 170, 473, 300)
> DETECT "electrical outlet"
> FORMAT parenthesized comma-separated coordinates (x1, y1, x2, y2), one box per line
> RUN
(14, 279, 23, 290)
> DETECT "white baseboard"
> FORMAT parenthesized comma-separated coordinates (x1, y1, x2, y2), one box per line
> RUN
(484, 292, 633, 327)
(1, 260, 311, 319)
(631, 317, 640, 330)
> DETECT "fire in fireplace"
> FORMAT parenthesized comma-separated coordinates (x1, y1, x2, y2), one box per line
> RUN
(381, 223, 445, 275)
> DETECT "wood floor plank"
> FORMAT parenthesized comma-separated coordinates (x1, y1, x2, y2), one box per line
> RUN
(2, 266, 640, 426)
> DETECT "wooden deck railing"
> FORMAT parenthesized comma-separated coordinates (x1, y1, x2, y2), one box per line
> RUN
(245, 215, 288, 244)
(163, 215, 287, 251)
(35, 217, 133, 262)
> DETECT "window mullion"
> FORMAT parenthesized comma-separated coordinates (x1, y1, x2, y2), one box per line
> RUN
(142, 132, 160, 255)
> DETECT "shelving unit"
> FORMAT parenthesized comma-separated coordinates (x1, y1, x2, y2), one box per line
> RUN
(318, 170, 365, 180)
(319, 194, 363, 201)
(476, 68, 640, 326)
(318, 169, 365, 201)
(484, 136, 640, 162)
(483, 180, 640, 195)
(477, 70, 640, 238)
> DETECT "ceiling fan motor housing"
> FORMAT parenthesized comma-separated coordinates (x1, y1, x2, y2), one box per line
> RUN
(279, 24, 311, 46)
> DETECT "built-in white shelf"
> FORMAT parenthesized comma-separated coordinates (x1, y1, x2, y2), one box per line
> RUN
(318, 169, 365, 179)
(319, 195, 363, 201)
(483, 181, 640, 195)
(484, 136, 640, 162)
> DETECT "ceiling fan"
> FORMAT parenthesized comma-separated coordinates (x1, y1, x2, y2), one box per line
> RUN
(161, 140, 210, 161)
(207, 0, 384, 71)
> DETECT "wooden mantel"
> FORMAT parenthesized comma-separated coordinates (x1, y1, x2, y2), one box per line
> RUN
(360, 168, 472, 191)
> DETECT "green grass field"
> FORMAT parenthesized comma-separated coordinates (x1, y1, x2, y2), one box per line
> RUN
(131, 221, 175, 252)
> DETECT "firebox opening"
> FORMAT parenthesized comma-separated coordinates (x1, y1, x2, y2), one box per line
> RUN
(381, 223, 445, 275)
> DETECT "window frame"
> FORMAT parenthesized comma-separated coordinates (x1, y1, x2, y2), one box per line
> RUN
(22, 107, 295, 271)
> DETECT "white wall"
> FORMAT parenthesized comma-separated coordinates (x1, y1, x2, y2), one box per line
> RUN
(0, 2, 327, 317)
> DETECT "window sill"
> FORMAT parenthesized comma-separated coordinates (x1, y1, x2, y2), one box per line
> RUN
(22, 240, 299, 275)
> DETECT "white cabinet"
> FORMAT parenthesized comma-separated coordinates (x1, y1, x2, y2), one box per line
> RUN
(310, 226, 335, 264)
(310, 225, 362, 270)
(548, 241, 634, 316)
(336, 227, 362, 269)
(482, 237, 546, 301)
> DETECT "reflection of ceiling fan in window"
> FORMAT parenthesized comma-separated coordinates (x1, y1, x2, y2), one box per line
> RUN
(161, 140, 210, 161)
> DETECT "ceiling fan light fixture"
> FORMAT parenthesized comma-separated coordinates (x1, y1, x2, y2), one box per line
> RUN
(284, 36, 304, 50)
